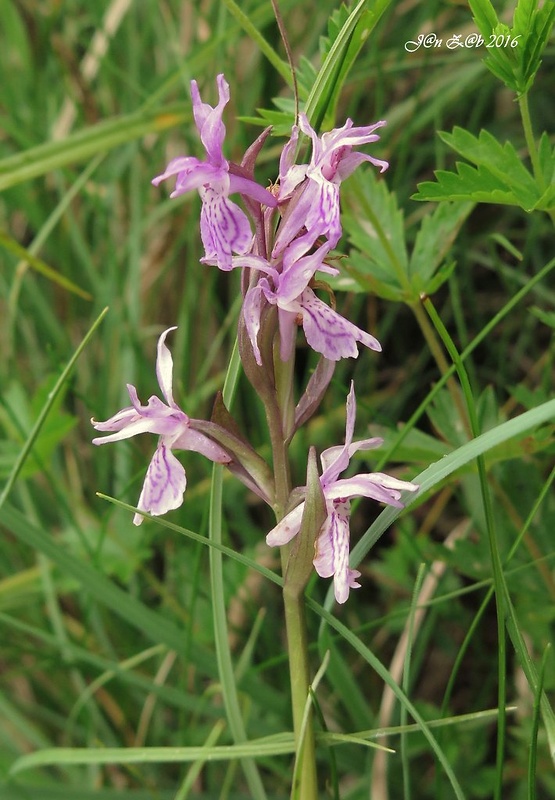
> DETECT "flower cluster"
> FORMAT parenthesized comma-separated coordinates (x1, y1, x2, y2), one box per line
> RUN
(93, 75, 418, 602)
(266, 384, 417, 603)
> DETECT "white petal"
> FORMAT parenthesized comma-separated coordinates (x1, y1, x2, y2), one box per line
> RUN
(266, 503, 305, 547)
(156, 327, 178, 407)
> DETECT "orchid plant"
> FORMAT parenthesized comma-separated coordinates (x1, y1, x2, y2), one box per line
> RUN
(92, 74, 417, 799)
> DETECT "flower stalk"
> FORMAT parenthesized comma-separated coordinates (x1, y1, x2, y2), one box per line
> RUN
(93, 72, 419, 796)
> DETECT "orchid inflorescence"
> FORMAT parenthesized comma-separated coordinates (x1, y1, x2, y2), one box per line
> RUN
(92, 74, 417, 604)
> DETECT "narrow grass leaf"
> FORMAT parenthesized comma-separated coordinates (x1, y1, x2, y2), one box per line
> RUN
(209, 340, 268, 800)
(350, 396, 555, 566)
(305, 0, 393, 131)
(0, 307, 108, 510)
(0, 105, 187, 191)
(0, 231, 91, 299)
(0, 503, 217, 674)
(220, 0, 292, 86)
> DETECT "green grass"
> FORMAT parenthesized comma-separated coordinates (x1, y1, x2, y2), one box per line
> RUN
(0, 1, 554, 798)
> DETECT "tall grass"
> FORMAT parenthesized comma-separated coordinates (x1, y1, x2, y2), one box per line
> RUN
(0, 1, 554, 798)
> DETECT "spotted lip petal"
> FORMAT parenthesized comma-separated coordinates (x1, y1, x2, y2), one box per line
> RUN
(134, 443, 187, 526)
(313, 500, 361, 604)
(299, 288, 382, 362)
(265, 384, 418, 603)
(152, 75, 275, 270)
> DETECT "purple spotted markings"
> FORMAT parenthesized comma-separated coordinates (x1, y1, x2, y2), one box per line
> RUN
(266, 384, 418, 603)
(152, 74, 276, 270)
(91, 328, 230, 525)
(226, 241, 381, 363)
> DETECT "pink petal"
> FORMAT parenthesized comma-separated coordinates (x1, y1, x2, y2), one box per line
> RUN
(173, 428, 230, 463)
(190, 74, 229, 165)
(134, 443, 187, 525)
(242, 284, 265, 365)
(151, 156, 202, 186)
(299, 289, 382, 361)
(313, 500, 360, 604)
(199, 187, 253, 270)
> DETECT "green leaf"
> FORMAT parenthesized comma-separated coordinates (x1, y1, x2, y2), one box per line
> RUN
(314, 4, 383, 128)
(305, 0, 394, 131)
(0, 104, 188, 191)
(538, 132, 555, 187)
(468, 0, 499, 33)
(0, 502, 218, 675)
(368, 424, 452, 464)
(350, 396, 555, 568)
(0, 230, 91, 299)
(516, 0, 555, 93)
(220, 0, 292, 87)
(440, 128, 536, 193)
(408, 201, 474, 292)
(468, 0, 555, 94)
(413, 163, 521, 207)
(247, 0, 394, 135)
(412, 127, 542, 210)
(340, 168, 409, 300)
(0, 309, 108, 509)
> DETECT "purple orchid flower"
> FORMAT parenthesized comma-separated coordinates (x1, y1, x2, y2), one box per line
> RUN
(152, 74, 277, 270)
(233, 242, 381, 364)
(92, 328, 230, 525)
(273, 113, 388, 257)
(266, 384, 418, 603)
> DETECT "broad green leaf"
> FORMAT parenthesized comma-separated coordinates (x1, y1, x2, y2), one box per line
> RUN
(440, 128, 536, 192)
(408, 201, 474, 291)
(469, 0, 555, 94)
(340, 168, 409, 300)
(515, 0, 555, 93)
(468, 0, 498, 32)
(413, 127, 543, 210)
(0, 379, 76, 480)
(413, 163, 532, 209)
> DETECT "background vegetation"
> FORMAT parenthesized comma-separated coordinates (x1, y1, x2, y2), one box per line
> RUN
(0, 0, 553, 798)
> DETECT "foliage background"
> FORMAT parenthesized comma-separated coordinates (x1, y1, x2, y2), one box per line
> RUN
(0, 0, 553, 798)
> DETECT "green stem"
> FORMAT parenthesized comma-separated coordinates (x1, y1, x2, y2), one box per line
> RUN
(422, 297, 506, 799)
(411, 299, 471, 436)
(283, 584, 318, 800)
(518, 92, 545, 192)
(209, 341, 268, 800)
(268, 345, 317, 800)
